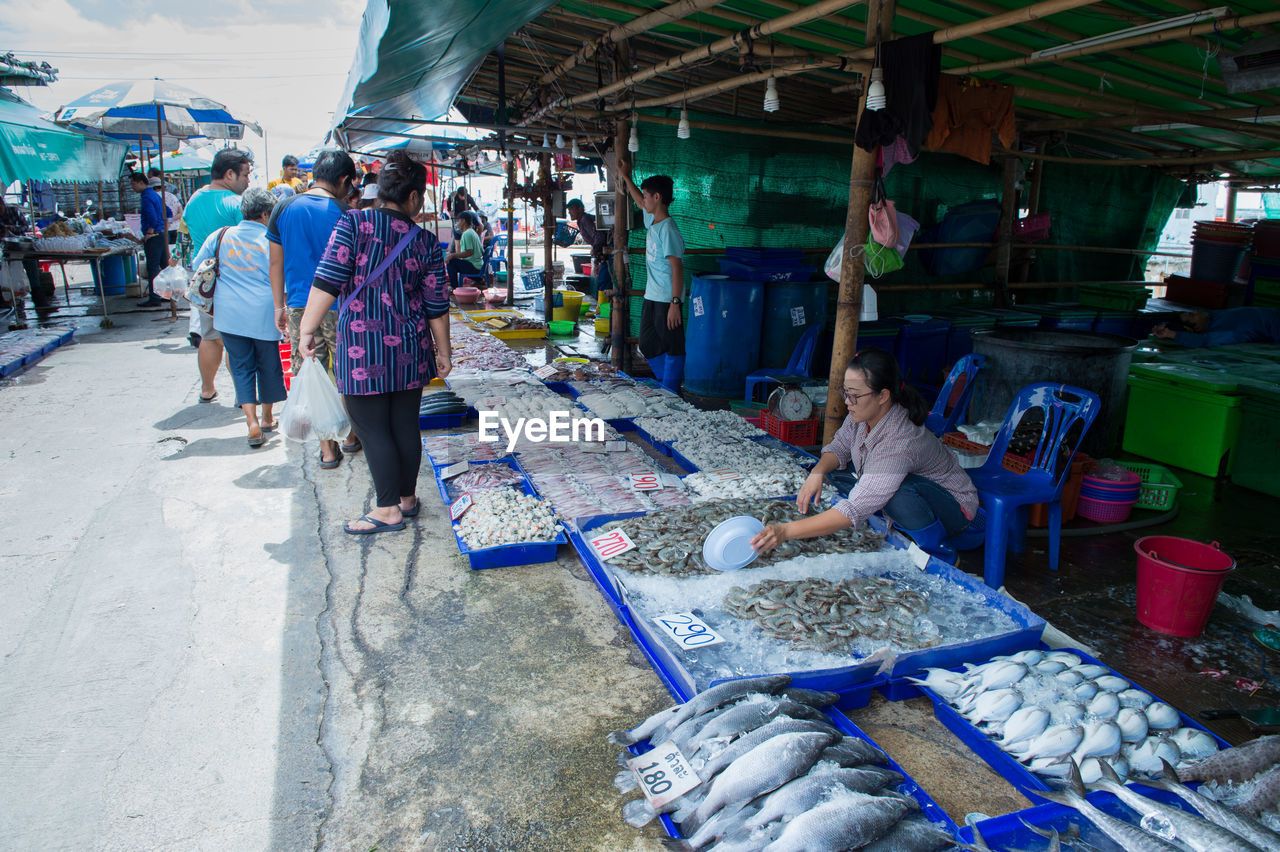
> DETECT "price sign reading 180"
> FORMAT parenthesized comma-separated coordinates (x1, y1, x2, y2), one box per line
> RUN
(626, 740, 701, 808)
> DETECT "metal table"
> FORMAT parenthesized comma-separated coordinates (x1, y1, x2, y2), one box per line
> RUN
(2, 244, 138, 328)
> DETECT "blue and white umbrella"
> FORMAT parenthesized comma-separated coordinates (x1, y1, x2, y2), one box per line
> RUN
(52, 78, 261, 148)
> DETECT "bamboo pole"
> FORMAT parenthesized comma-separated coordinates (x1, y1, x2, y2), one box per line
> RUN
(506, 157, 516, 305)
(1011, 87, 1280, 143)
(542, 152, 554, 320)
(611, 58, 849, 111)
(544, 4, 812, 58)
(612, 118, 628, 370)
(826, 0, 894, 446)
(1024, 104, 1280, 133)
(994, 154, 1017, 307)
(578, 111, 853, 145)
(1002, 148, 1278, 167)
(536, 0, 730, 88)
(525, 0, 866, 123)
(956, 10, 1280, 76)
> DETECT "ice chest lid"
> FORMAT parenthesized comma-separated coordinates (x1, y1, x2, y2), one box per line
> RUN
(1128, 362, 1242, 394)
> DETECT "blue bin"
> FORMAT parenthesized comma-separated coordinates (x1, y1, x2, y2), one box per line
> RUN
(1092, 309, 1135, 336)
(90, 255, 126, 295)
(934, 309, 997, 363)
(972, 307, 1041, 328)
(123, 254, 137, 284)
(685, 274, 764, 398)
(854, 318, 904, 358)
(894, 316, 952, 388)
(716, 258, 814, 282)
(759, 280, 829, 369)
(1026, 303, 1098, 331)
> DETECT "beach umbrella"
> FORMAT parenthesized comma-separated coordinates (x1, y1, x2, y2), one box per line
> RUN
(53, 78, 261, 234)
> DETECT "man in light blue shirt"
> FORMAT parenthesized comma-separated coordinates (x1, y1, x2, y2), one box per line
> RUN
(613, 159, 685, 391)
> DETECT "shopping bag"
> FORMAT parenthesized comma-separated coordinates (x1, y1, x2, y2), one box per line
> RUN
(281, 358, 350, 442)
(868, 175, 899, 249)
(153, 265, 185, 299)
(864, 235, 904, 278)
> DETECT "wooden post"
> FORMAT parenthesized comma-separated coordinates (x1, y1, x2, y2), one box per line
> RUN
(96, 181, 103, 220)
(506, 157, 517, 305)
(994, 153, 1018, 307)
(541, 152, 554, 319)
(612, 117, 629, 369)
(1015, 139, 1046, 283)
(74, 184, 80, 215)
(824, 0, 895, 446)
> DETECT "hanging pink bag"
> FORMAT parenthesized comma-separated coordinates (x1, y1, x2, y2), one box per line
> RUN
(868, 173, 899, 249)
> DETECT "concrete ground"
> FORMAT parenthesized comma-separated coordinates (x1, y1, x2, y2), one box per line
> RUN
(0, 276, 669, 851)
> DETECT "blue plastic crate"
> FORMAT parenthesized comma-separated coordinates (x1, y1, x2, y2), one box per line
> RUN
(883, 646, 1231, 805)
(749, 434, 820, 464)
(432, 456, 532, 505)
(895, 317, 952, 388)
(1092, 311, 1136, 337)
(716, 258, 815, 282)
(626, 695, 958, 843)
(669, 445, 701, 474)
(960, 786, 1209, 849)
(724, 247, 806, 267)
(543, 380, 573, 396)
(0, 357, 23, 377)
(418, 411, 467, 430)
(566, 511, 648, 611)
(633, 423, 674, 456)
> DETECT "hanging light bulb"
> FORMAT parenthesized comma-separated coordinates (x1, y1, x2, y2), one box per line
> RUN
(677, 107, 691, 139)
(628, 121, 640, 153)
(555, 133, 565, 149)
(865, 67, 886, 111)
(571, 138, 581, 159)
(763, 76, 780, 113)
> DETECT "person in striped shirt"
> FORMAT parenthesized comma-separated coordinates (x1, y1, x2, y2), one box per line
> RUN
(751, 347, 977, 552)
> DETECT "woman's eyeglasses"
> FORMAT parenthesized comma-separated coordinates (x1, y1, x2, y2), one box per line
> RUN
(841, 387, 876, 404)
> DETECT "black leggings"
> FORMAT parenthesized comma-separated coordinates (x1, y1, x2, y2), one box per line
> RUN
(343, 389, 424, 507)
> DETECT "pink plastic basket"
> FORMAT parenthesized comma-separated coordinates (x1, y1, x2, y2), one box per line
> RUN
(1077, 494, 1137, 524)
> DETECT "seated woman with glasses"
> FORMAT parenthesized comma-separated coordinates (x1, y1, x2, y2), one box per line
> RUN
(751, 347, 977, 554)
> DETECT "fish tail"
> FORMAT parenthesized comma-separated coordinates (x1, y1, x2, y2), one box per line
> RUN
(608, 730, 638, 746)
(616, 751, 633, 768)
(1158, 757, 1180, 782)
(1066, 759, 1088, 797)
(1035, 785, 1084, 810)
(622, 798, 657, 828)
(614, 768, 639, 793)
(660, 841, 693, 852)
(1097, 759, 1124, 787)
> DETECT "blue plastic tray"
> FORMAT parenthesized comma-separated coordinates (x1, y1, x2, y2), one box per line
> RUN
(565, 510, 647, 614)
(437, 462, 567, 570)
(418, 411, 467, 430)
(883, 646, 1231, 805)
(431, 456, 532, 505)
(543, 380, 573, 396)
(626, 695, 958, 843)
(633, 423, 674, 456)
(960, 785, 1208, 850)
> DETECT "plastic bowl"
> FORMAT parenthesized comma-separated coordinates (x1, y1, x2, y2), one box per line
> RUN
(702, 516, 766, 571)
(903, 314, 933, 323)
(453, 286, 482, 304)
(548, 320, 575, 336)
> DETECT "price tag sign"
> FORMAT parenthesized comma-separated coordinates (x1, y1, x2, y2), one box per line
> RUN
(534, 364, 557, 379)
(626, 740, 701, 809)
(692, 296, 705, 317)
(485, 318, 509, 329)
(629, 472, 663, 491)
(581, 442, 607, 454)
(660, 472, 685, 489)
(450, 492, 474, 521)
(588, 528, 636, 560)
(790, 305, 806, 327)
(706, 467, 741, 483)
(605, 440, 629, 452)
(440, 461, 470, 479)
(652, 612, 726, 651)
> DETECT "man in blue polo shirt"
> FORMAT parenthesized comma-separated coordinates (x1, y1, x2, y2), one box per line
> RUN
(131, 172, 169, 306)
(268, 149, 361, 467)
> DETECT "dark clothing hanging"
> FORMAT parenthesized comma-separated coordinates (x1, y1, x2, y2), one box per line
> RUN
(854, 32, 942, 156)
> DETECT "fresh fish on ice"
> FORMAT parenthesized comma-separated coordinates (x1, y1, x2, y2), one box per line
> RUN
(998, 707, 1051, 748)
(609, 674, 791, 746)
(760, 789, 911, 852)
(1136, 759, 1280, 850)
(1171, 728, 1220, 762)
(1117, 707, 1150, 743)
(1145, 702, 1181, 731)
(1178, 735, 1280, 784)
(1037, 763, 1184, 852)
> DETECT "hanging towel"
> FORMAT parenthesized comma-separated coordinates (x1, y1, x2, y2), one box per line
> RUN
(925, 76, 1016, 165)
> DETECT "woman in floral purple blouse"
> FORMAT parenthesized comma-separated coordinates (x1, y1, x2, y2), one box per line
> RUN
(299, 151, 452, 535)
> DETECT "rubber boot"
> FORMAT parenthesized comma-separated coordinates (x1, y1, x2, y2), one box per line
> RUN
(646, 354, 668, 383)
(661, 355, 685, 393)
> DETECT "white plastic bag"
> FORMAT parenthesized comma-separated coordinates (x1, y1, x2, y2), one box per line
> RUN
(153, 265, 185, 299)
(281, 358, 350, 442)
(823, 238, 878, 321)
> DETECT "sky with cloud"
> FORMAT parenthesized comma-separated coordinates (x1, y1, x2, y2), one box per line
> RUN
(2, 0, 367, 184)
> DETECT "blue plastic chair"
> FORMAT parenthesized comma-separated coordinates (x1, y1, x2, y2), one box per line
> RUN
(461, 241, 495, 288)
(744, 325, 822, 402)
(925, 354, 985, 436)
(967, 383, 1101, 589)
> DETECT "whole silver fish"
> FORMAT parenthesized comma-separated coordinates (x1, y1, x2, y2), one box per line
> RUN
(743, 765, 905, 831)
(694, 717, 841, 778)
(816, 737, 890, 767)
(640, 675, 788, 741)
(998, 707, 1051, 749)
(1015, 724, 1084, 762)
(761, 790, 910, 852)
(1037, 764, 1184, 852)
(1178, 735, 1280, 784)
(859, 816, 955, 852)
(678, 731, 831, 831)
(682, 699, 826, 754)
(1134, 759, 1280, 850)
(1091, 760, 1264, 852)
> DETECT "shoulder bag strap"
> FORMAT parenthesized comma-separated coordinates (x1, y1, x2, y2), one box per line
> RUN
(339, 222, 421, 315)
(197, 226, 231, 302)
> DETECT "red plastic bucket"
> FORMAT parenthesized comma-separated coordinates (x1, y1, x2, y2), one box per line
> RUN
(1134, 536, 1235, 637)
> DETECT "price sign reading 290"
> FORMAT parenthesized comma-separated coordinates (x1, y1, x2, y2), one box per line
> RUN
(652, 612, 725, 650)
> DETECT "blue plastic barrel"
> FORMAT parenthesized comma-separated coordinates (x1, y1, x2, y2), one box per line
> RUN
(123, 254, 137, 284)
(90, 255, 127, 295)
(685, 275, 764, 397)
(760, 281, 829, 369)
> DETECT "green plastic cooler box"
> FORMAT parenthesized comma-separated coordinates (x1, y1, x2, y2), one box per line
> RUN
(1232, 385, 1280, 498)
(1123, 363, 1243, 477)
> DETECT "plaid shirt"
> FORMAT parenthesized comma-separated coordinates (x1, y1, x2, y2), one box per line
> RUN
(823, 404, 979, 527)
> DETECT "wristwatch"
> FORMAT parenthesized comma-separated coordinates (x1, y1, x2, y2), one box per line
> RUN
(671, 296, 682, 305)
